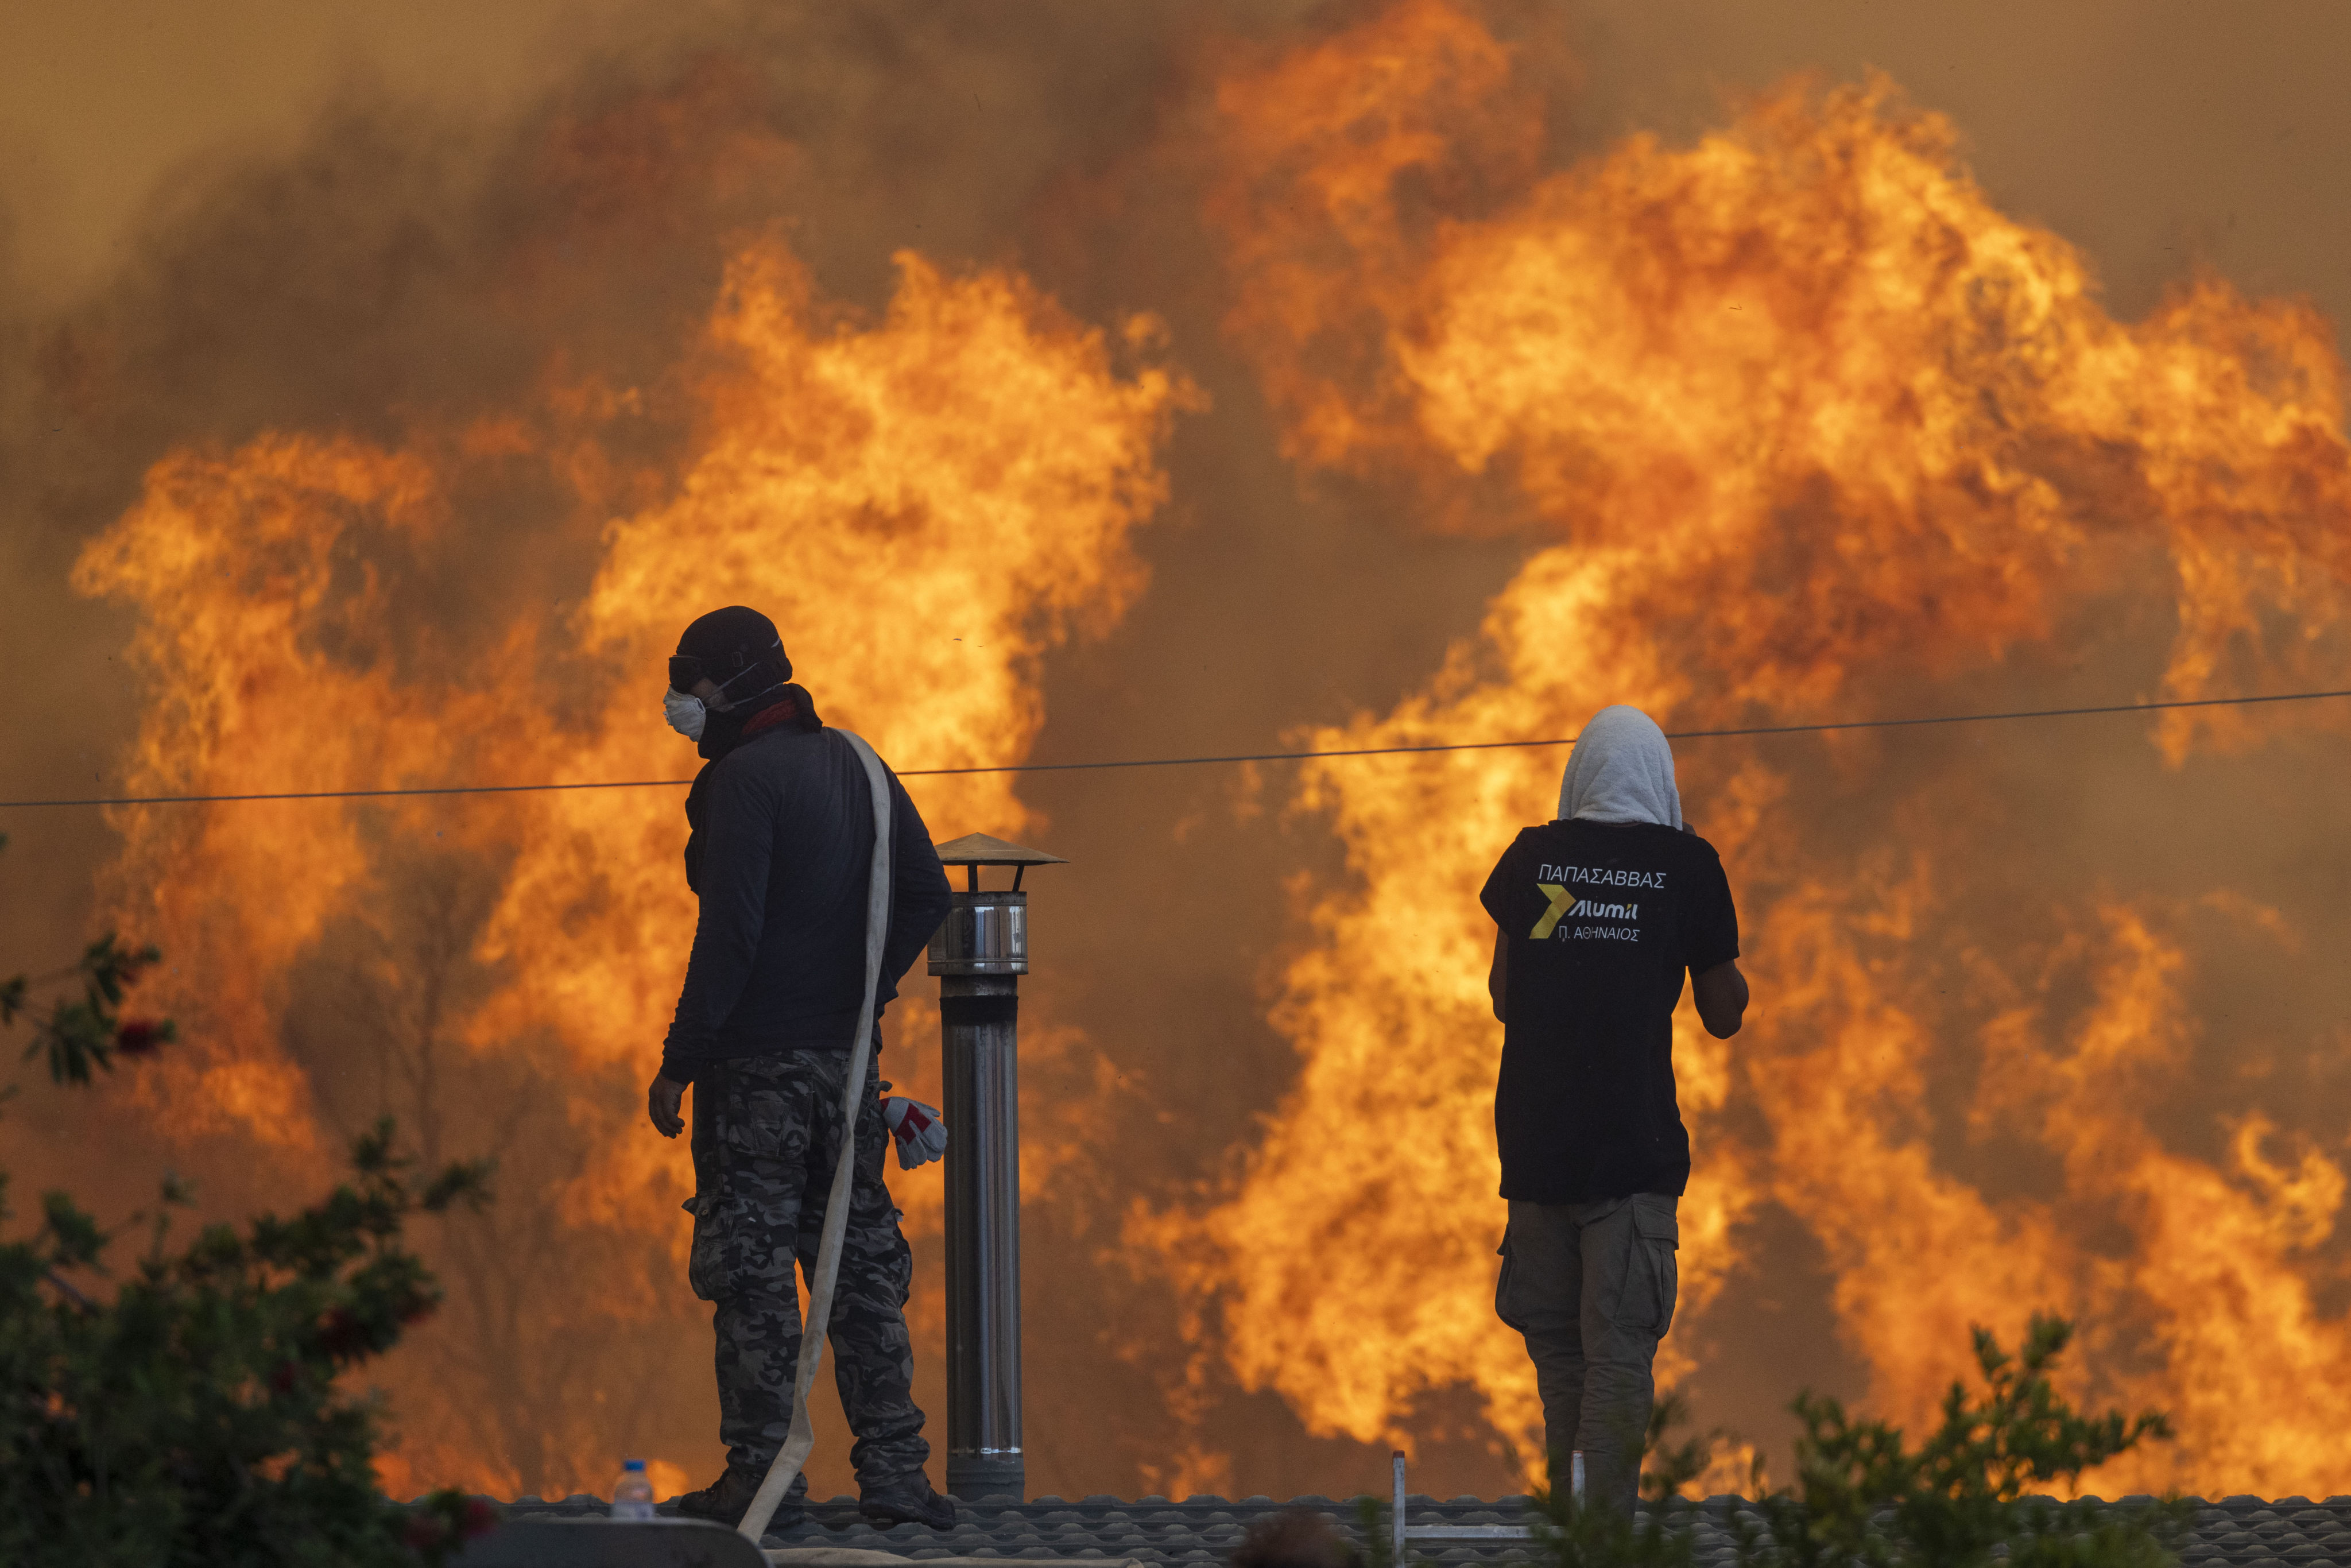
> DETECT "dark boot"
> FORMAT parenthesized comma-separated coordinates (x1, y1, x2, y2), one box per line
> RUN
(675, 1463, 805, 1531)
(859, 1472, 956, 1530)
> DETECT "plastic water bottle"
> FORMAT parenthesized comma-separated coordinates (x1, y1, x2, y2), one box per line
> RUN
(610, 1459, 656, 1521)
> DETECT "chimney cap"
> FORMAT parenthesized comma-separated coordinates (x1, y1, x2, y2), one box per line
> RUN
(932, 832, 1068, 868)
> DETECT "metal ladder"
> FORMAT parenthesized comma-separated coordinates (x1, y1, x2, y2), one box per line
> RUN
(1390, 1450, 1577, 1561)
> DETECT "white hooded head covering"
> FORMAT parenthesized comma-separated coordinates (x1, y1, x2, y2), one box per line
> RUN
(1556, 705, 1682, 828)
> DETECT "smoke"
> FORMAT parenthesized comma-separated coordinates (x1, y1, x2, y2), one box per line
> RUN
(3, 0, 2349, 1505)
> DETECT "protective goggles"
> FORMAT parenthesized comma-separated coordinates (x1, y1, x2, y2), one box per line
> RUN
(668, 637, 783, 694)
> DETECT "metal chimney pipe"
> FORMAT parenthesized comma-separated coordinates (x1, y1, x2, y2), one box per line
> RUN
(928, 834, 1065, 1503)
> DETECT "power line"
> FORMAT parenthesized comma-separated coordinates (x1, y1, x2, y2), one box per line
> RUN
(2, 684, 2346, 810)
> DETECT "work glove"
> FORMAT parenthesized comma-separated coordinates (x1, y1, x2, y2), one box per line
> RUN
(882, 1094, 948, 1170)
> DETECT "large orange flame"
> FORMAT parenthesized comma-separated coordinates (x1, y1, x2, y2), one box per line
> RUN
(71, 236, 1190, 1494)
(1148, 0, 2351, 1495)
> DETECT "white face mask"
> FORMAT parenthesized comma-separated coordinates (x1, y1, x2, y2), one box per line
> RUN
(664, 648, 777, 742)
(664, 688, 709, 742)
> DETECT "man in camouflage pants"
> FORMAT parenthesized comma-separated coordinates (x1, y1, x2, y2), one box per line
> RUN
(687, 1052, 927, 1517)
(644, 608, 955, 1532)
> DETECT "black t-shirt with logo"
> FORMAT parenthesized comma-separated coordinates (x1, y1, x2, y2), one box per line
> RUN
(1478, 819, 1740, 1203)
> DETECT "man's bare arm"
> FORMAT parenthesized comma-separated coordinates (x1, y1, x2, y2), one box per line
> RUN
(1692, 959, 1748, 1039)
(1489, 928, 1508, 1024)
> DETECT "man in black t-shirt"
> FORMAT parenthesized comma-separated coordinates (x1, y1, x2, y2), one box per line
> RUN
(1478, 705, 1748, 1515)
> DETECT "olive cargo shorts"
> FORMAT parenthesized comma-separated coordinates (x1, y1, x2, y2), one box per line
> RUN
(1495, 1193, 1680, 1515)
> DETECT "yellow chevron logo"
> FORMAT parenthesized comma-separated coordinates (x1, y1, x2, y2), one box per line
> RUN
(1531, 882, 1573, 939)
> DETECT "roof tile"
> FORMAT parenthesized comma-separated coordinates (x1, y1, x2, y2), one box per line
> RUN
(479, 1492, 2343, 1566)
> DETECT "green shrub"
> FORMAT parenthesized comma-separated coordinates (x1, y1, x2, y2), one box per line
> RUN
(1, 832, 499, 1567)
(1739, 1316, 2185, 1568)
(1500, 1315, 2184, 1568)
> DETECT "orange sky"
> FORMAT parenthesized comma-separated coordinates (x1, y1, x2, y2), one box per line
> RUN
(7, 1, 2350, 323)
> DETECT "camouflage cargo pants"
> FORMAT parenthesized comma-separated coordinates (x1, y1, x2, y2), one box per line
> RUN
(688, 1048, 929, 1488)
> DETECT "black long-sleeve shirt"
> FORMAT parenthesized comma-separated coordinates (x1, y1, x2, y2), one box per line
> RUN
(659, 726, 952, 1082)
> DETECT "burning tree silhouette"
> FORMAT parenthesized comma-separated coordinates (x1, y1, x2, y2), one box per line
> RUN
(283, 845, 695, 1498)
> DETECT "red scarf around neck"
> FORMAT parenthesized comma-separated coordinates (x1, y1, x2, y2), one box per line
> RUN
(739, 695, 799, 739)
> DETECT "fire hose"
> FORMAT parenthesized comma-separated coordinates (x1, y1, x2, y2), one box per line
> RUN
(735, 729, 894, 1545)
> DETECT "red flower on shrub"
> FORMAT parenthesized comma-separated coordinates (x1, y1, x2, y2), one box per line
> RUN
(462, 1499, 501, 1538)
(316, 1307, 371, 1360)
(114, 1018, 169, 1057)
(269, 1360, 299, 1395)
